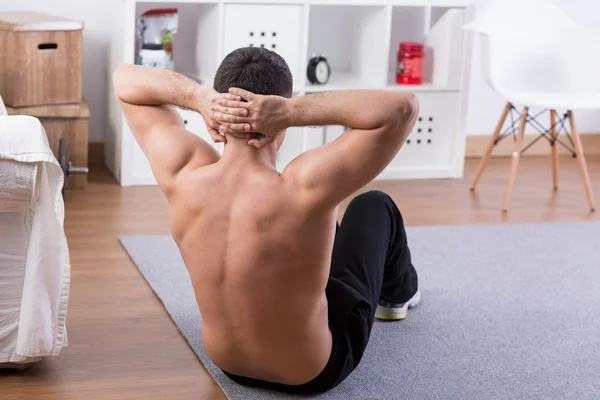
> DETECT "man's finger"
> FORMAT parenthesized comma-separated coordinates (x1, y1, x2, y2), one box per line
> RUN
(226, 123, 251, 132)
(206, 118, 222, 133)
(213, 106, 248, 117)
(219, 124, 250, 134)
(209, 129, 226, 143)
(229, 87, 255, 101)
(214, 112, 249, 124)
(218, 124, 235, 135)
(217, 99, 248, 109)
(210, 131, 225, 144)
(223, 94, 241, 101)
(216, 94, 242, 105)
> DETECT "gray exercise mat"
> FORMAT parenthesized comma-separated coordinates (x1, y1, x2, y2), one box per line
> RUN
(120, 222, 600, 400)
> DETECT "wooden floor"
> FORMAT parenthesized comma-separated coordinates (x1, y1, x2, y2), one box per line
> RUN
(2, 156, 600, 400)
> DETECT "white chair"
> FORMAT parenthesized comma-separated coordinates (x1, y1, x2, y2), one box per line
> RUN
(464, 0, 599, 211)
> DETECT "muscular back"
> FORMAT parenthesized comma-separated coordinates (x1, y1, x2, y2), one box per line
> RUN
(169, 161, 336, 384)
(113, 64, 417, 384)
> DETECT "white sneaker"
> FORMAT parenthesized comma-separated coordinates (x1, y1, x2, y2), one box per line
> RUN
(375, 290, 421, 321)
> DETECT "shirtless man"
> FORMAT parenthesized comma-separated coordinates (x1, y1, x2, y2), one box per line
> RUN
(113, 47, 420, 395)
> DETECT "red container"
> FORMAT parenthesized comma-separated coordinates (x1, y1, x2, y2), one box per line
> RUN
(396, 42, 424, 85)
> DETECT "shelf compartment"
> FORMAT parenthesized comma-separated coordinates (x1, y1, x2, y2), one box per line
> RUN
(135, 2, 221, 84)
(388, 6, 466, 90)
(306, 4, 389, 91)
(426, 7, 466, 90)
(383, 91, 459, 175)
(222, 3, 304, 91)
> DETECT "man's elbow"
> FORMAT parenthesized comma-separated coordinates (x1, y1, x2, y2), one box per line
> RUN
(378, 93, 419, 141)
(395, 92, 419, 124)
(112, 64, 132, 101)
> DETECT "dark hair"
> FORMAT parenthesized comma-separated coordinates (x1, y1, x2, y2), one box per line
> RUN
(214, 47, 293, 98)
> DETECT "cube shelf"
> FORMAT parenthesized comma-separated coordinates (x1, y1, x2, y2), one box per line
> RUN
(108, 0, 473, 186)
(135, 2, 220, 85)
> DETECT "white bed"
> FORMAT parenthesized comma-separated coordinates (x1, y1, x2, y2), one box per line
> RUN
(0, 114, 71, 366)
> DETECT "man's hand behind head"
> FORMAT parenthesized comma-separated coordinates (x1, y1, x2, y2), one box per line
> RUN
(212, 87, 291, 149)
(197, 88, 253, 144)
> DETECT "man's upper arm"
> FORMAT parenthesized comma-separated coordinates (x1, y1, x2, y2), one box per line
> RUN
(119, 100, 219, 192)
(283, 128, 401, 207)
(284, 104, 417, 208)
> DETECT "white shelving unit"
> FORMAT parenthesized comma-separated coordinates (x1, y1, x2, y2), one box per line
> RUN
(107, 0, 473, 186)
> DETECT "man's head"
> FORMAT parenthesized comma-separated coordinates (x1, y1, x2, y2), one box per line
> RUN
(214, 47, 293, 149)
(214, 47, 293, 98)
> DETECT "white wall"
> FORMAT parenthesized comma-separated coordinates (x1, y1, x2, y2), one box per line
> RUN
(466, 0, 600, 135)
(0, 0, 117, 142)
(2, 0, 599, 142)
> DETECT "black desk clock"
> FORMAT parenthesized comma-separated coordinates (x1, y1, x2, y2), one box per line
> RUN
(307, 54, 331, 85)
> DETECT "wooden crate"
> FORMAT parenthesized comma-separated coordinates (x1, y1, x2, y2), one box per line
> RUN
(0, 12, 83, 107)
(7, 101, 89, 189)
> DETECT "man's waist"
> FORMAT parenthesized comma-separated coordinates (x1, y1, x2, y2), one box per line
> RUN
(203, 320, 332, 385)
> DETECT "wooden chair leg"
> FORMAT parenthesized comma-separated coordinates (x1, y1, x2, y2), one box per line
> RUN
(550, 110, 559, 190)
(502, 107, 529, 212)
(567, 111, 596, 211)
(470, 102, 513, 191)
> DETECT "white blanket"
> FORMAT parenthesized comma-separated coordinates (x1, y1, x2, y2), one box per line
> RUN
(0, 115, 70, 363)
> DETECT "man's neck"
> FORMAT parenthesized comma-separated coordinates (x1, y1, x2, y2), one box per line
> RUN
(220, 135, 277, 170)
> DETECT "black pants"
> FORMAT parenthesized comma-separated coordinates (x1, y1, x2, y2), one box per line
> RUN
(223, 191, 418, 395)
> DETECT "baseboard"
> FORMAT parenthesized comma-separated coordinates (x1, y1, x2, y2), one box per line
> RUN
(466, 133, 600, 158)
(88, 142, 104, 171)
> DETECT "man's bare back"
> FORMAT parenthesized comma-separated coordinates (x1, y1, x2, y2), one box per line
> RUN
(171, 160, 335, 384)
(114, 47, 418, 392)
